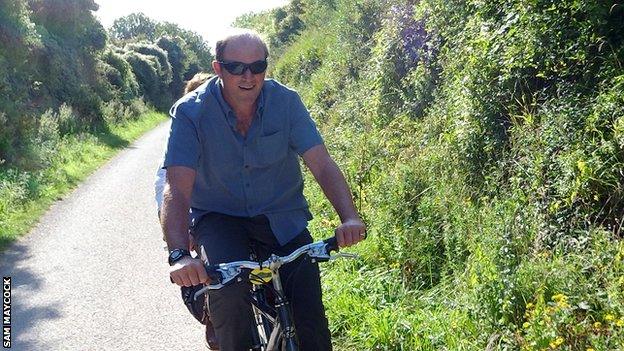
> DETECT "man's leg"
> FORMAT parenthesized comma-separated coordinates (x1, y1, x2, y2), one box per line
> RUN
(245, 216, 332, 351)
(191, 213, 255, 351)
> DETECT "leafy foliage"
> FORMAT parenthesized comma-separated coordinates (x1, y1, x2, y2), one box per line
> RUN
(0, 4, 210, 247)
(101, 49, 140, 101)
(108, 13, 214, 77)
(0, 5, 211, 167)
(109, 12, 157, 41)
(250, 0, 624, 348)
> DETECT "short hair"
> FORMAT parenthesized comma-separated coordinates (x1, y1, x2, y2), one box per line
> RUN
(184, 72, 212, 94)
(214, 29, 269, 62)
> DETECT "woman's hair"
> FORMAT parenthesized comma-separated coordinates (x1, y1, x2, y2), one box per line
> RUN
(184, 72, 212, 94)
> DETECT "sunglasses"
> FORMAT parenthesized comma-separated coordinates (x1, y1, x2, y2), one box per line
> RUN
(218, 60, 268, 75)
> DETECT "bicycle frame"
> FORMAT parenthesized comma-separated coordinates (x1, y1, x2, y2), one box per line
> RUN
(194, 237, 357, 351)
(249, 263, 298, 351)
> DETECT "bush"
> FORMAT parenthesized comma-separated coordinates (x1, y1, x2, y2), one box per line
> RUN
(124, 50, 166, 110)
(101, 98, 147, 124)
(272, 30, 328, 86)
(157, 36, 187, 97)
(124, 44, 173, 110)
(101, 49, 140, 101)
(125, 42, 172, 83)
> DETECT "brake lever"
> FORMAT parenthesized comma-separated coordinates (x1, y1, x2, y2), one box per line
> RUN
(193, 266, 242, 300)
(307, 241, 360, 262)
(329, 252, 359, 260)
(306, 242, 332, 261)
(194, 245, 240, 300)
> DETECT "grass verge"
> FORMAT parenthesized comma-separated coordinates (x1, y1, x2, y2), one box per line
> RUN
(0, 111, 167, 251)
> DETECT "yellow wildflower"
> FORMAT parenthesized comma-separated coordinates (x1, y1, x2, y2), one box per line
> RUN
(605, 314, 615, 322)
(549, 337, 564, 348)
(587, 348, 595, 351)
(552, 293, 566, 303)
(594, 321, 602, 329)
(526, 302, 534, 309)
(616, 318, 624, 327)
(523, 322, 530, 329)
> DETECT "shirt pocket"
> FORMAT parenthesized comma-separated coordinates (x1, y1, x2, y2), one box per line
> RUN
(253, 131, 287, 167)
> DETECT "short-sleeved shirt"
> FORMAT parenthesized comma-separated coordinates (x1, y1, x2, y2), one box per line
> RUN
(163, 76, 323, 245)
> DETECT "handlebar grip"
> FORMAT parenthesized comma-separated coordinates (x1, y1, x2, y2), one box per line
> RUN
(170, 266, 222, 285)
(323, 236, 339, 253)
(205, 266, 223, 285)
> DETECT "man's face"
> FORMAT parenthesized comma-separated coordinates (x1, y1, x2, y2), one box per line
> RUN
(213, 38, 266, 107)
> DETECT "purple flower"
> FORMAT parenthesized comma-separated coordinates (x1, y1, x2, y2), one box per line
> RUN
(390, 2, 433, 67)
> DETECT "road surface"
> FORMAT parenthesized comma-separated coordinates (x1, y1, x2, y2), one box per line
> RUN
(0, 121, 208, 350)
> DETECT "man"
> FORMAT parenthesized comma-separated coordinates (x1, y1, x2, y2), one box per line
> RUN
(161, 30, 366, 351)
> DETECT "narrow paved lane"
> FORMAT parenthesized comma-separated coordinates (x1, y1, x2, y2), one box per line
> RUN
(0, 121, 207, 350)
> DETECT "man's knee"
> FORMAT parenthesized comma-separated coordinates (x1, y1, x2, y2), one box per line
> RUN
(208, 280, 253, 321)
(208, 281, 255, 349)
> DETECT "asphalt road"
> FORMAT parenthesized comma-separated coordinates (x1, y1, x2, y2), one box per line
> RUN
(0, 121, 207, 350)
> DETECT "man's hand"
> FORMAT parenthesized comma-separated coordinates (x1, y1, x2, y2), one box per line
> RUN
(169, 256, 210, 287)
(335, 217, 367, 248)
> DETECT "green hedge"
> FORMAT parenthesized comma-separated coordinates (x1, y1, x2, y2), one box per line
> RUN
(244, 0, 624, 349)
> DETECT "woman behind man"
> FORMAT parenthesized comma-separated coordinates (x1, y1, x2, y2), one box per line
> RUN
(154, 72, 219, 350)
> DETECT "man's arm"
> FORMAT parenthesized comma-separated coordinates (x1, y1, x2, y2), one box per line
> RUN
(161, 166, 208, 286)
(302, 144, 366, 247)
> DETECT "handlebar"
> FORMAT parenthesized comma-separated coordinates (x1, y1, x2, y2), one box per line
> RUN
(193, 236, 354, 300)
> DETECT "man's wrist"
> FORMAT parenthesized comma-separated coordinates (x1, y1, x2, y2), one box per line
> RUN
(168, 248, 191, 266)
(341, 215, 362, 223)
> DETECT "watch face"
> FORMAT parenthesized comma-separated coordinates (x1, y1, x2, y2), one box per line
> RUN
(169, 250, 183, 265)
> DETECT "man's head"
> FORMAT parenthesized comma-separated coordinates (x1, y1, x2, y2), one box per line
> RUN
(212, 30, 269, 108)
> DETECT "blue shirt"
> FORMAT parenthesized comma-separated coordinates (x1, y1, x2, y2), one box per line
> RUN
(163, 76, 324, 245)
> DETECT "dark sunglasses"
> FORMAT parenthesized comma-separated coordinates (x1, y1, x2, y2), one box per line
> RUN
(218, 60, 268, 75)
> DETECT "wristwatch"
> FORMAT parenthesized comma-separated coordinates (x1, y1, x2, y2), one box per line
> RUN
(168, 248, 191, 266)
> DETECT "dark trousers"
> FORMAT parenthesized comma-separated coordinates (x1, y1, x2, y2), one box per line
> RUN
(191, 212, 332, 351)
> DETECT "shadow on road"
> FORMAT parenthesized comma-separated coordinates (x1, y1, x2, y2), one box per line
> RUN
(1, 242, 62, 350)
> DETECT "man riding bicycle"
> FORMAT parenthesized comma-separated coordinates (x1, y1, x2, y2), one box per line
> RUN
(160, 30, 366, 351)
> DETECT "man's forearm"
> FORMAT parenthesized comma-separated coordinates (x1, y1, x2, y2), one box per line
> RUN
(314, 159, 360, 222)
(161, 185, 191, 251)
